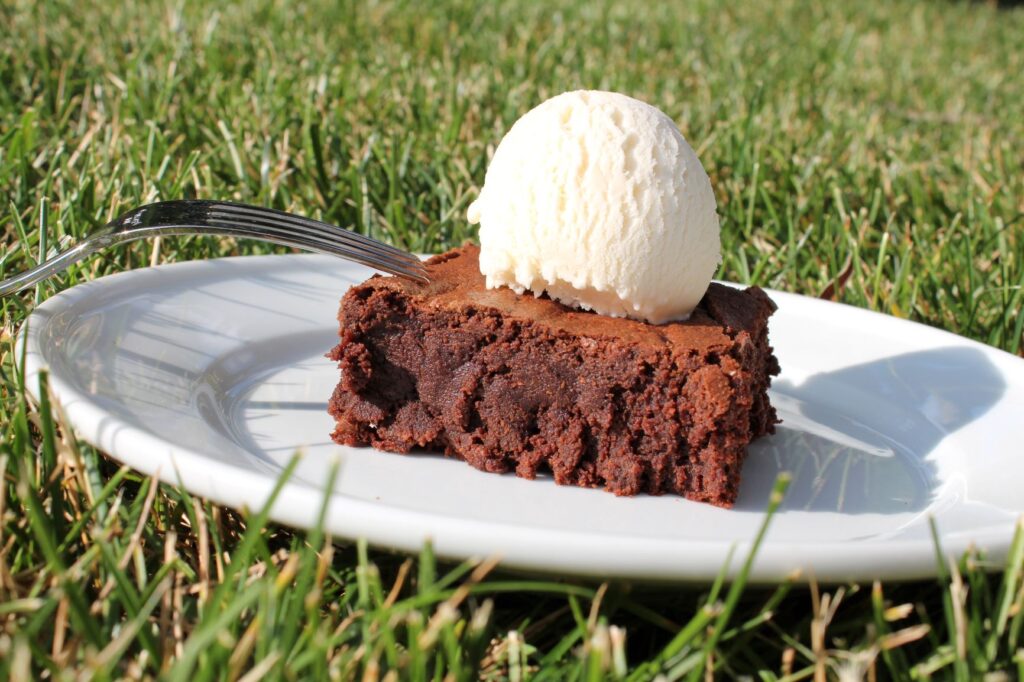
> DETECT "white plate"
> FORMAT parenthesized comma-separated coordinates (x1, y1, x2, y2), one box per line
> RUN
(20, 255, 1024, 582)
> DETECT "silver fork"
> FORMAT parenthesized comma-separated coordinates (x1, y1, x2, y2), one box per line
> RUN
(0, 199, 429, 296)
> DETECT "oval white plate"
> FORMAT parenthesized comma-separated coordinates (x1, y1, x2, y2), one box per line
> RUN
(20, 255, 1024, 582)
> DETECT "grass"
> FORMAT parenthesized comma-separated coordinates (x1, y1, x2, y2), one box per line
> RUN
(1, 0, 1023, 678)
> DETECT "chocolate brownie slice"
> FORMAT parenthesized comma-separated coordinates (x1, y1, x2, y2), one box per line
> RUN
(327, 244, 778, 507)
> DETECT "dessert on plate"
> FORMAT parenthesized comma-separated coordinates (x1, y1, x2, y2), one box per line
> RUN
(328, 90, 779, 507)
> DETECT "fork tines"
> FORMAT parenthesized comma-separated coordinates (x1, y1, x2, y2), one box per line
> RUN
(205, 202, 429, 283)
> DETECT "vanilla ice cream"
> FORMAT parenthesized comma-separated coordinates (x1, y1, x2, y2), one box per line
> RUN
(467, 90, 720, 324)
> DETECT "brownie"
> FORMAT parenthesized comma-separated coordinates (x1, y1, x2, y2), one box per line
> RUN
(327, 244, 779, 507)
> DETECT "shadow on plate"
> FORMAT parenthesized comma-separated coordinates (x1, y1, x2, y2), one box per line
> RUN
(736, 346, 1007, 514)
(221, 336, 1007, 517)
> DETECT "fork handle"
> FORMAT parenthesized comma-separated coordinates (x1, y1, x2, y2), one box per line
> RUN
(0, 224, 364, 297)
(1, 226, 221, 296)
(0, 235, 111, 297)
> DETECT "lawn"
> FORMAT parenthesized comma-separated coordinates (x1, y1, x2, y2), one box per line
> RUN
(2, 0, 1023, 678)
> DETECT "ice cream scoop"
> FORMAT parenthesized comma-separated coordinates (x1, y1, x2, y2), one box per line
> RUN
(467, 90, 721, 324)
